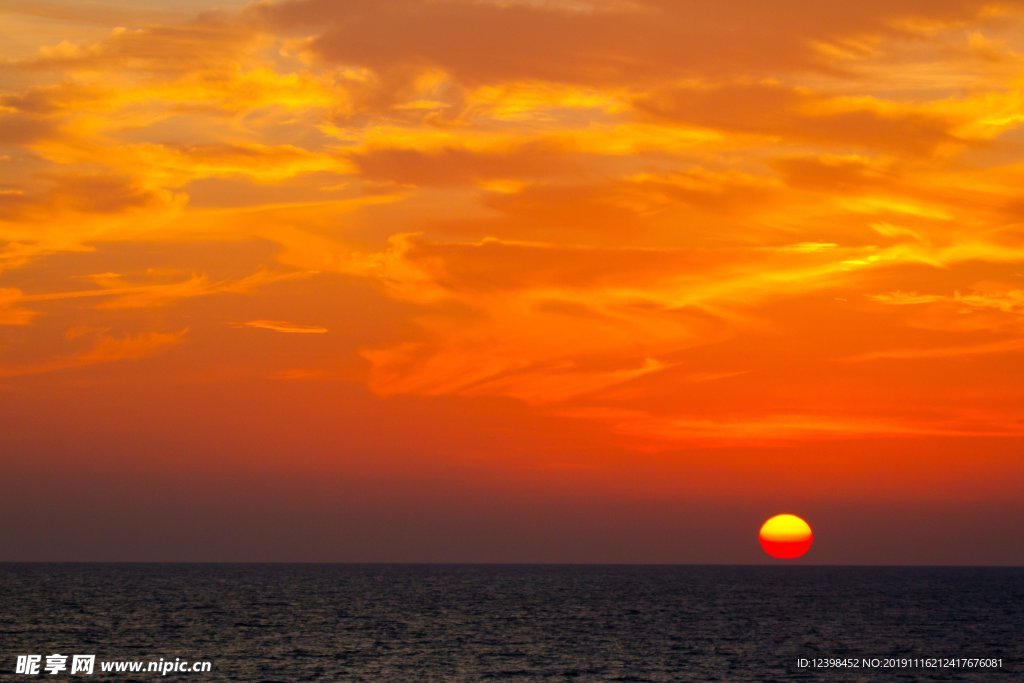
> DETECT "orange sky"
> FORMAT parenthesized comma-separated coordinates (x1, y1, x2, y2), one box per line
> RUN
(1, 0, 1023, 563)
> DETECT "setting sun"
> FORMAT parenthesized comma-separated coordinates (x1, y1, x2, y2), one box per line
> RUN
(759, 514, 814, 560)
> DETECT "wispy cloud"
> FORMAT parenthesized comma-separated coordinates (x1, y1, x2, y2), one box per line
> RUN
(845, 338, 1024, 362)
(232, 319, 328, 334)
(0, 329, 187, 378)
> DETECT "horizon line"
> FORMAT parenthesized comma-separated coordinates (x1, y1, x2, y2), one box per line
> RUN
(2, 561, 1021, 569)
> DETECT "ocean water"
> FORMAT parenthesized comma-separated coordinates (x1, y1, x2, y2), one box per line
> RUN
(1, 564, 1021, 681)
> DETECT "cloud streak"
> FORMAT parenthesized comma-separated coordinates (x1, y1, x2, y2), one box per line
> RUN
(233, 319, 328, 334)
(0, 329, 187, 379)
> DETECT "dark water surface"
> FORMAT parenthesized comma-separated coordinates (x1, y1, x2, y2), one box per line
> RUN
(1, 564, 1021, 681)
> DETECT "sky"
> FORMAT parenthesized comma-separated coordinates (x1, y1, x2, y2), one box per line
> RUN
(1, 0, 1023, 564)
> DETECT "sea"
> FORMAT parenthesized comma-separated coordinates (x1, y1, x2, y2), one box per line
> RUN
(1, 564, 1021, 681)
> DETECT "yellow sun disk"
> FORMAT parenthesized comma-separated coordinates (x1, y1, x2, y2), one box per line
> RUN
(759, 513, 812, 541)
